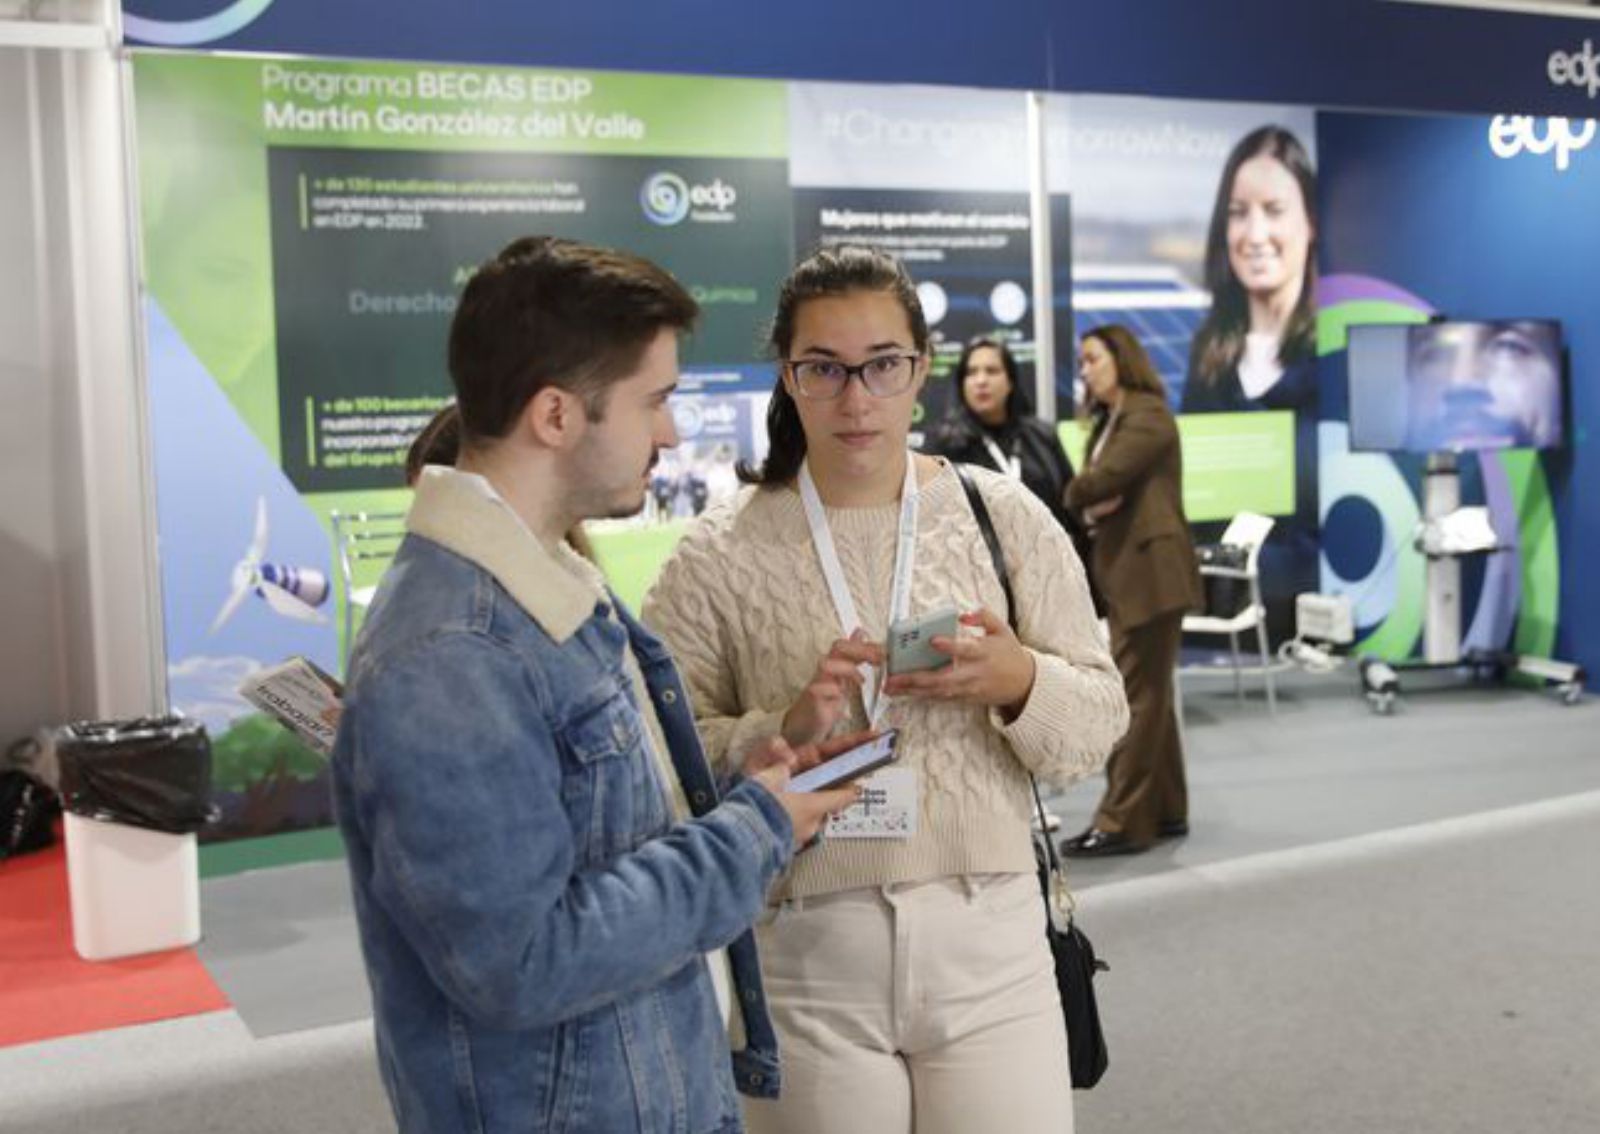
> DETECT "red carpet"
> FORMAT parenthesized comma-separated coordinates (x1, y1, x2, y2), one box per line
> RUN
(0, 837, 230, 1049)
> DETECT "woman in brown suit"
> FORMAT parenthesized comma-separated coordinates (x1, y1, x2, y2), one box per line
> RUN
(1062, 325, 1202, 857)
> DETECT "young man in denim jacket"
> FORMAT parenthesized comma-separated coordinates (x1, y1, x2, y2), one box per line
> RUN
(332, 236, 862, 1134)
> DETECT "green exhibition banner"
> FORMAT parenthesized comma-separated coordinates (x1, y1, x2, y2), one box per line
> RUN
(133, 52, 790, 841)
(1058, 412, 1295, 524)
(137, 54, 789, 488)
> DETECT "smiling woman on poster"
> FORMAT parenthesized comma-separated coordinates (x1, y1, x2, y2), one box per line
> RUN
(1182, 125, 1318, 413)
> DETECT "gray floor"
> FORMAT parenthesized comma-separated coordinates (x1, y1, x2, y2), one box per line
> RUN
(197, 856, 372, 1037)
(1050, 670, 1600, 1132)
(5, 669, 1598, 1132)
(1045, 668, 1600, 888)
(1070, 793, 1600, 1134)
(0, 1013, 391, 1134)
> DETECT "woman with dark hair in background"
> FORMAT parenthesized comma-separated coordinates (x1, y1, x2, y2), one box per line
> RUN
(1182, 124, 1317, 414)
(1064, 324, 1201, 858)
(924, 337, 1099, 612)
(404, 403, 464, 485)
(645, 246, 1125, 1132)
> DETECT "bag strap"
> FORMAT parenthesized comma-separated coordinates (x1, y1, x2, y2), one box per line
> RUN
(954, 465, 1074, 911)
(955, 465, 1016, 629)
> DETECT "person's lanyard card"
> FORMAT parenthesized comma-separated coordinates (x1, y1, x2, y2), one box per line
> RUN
(825, 767, 918, 840)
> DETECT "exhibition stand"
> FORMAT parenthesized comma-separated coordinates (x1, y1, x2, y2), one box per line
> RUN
(4, 11, 1600, 1133)
(70, 14, 1576, 852)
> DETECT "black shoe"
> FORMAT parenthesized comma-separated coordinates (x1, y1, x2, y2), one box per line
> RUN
(1059, 828, 1092, 852)
(1158, 819, 1190, 839)
(1060, 828, 1145, 857)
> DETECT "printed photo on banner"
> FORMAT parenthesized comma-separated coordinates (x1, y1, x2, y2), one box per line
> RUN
(1049, 96, 1320, 638)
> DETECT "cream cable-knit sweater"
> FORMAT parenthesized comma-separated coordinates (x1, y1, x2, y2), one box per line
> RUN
(643, 460, 1128, 899)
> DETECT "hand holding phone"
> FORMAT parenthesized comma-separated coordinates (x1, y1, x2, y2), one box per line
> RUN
(880, 608, 1036, 719)
(788, 729, 900, 793)
(886, 607, 959, 676)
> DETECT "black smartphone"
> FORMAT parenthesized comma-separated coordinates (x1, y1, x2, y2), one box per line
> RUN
(788, 730, 900, 793)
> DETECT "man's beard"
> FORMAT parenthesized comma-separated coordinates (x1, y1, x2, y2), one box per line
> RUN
(587, 450, 660, 521)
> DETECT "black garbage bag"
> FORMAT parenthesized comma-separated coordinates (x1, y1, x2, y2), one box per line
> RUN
(0, 767, 60, 860)
(56, 717, 219, 834)
(1196, 542, 1251, 619)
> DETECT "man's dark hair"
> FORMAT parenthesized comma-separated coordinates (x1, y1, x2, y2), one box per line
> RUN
(448, 236, 698, 442)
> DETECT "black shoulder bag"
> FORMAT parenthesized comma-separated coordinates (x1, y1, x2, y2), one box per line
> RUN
(955, 464, 1110, 1090)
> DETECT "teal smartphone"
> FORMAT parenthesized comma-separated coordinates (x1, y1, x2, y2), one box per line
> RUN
(886, 606, 959, 676)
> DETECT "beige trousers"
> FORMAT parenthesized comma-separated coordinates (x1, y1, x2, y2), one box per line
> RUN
(744, 874, 1074, 1134)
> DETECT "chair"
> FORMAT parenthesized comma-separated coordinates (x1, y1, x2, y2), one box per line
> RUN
(329, 510, 407, 667)
(1180, 511, 1277, 715)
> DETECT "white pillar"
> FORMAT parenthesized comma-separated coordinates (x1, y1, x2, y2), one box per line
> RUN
(1026, 91, 1056, 422)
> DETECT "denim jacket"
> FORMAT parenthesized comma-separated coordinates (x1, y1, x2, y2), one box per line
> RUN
(332, 470, 791, 1134)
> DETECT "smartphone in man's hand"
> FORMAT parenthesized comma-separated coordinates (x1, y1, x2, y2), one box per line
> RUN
(788, 730, 900, 793)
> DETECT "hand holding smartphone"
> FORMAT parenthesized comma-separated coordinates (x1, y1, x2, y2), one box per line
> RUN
(886, 607, 959, 676)
(788, 729, 900, 793)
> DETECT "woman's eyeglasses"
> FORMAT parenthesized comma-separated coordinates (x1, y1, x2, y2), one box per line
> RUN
(786, 353, 921, 400)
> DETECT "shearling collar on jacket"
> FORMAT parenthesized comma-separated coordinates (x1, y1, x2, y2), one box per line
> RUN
(406, 466, 604, 643)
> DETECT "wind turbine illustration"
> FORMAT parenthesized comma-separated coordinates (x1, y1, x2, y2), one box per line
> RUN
(210, 497, 330, 634)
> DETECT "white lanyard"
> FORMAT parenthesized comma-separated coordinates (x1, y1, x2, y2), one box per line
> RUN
(797, 453, 919, 725)
(1089, 405, 1120, 468)
(982, 435, 1022, 480)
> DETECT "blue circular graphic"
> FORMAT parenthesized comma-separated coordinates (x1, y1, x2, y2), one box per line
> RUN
(123, 0, 277, 46)
(671, 400, 704, 439)
(1322, 495, 1384, 583)
(640, 172, 690, 226)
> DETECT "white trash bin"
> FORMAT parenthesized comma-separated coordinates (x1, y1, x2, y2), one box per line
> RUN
(64, 811, 201, 961)
(56, 716, 212, 962)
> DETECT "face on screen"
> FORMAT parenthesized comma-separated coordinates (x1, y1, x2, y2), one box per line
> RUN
(1404, 321, 1561, 451)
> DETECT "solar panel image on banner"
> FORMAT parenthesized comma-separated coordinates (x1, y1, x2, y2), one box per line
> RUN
(1072, 264, 1209, 407)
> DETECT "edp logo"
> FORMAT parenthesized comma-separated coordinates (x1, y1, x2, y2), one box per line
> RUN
(640, 172, 691, 226)
(1487, 115, 1596, 172)
(640, 172, 738, 225)
(1548, 39, 1600, 99)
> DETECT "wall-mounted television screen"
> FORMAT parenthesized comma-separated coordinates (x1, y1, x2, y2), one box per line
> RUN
(1347, 320, 1564, 453)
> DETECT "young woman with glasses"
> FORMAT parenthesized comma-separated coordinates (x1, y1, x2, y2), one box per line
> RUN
(643, 245, 1127, 1133)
